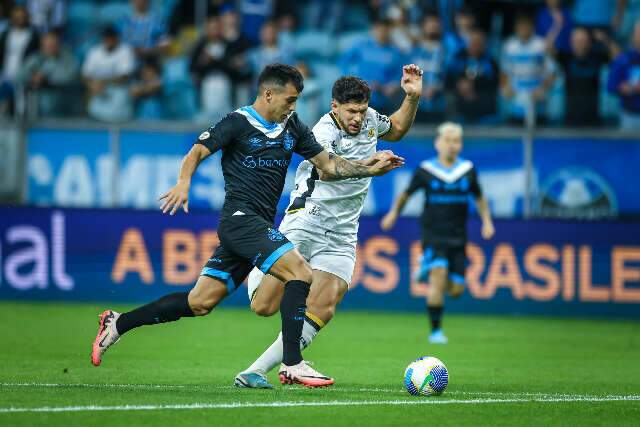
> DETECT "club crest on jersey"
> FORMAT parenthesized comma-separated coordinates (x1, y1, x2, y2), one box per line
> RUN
(368, 128, 375, 138)
(267, 228, 285, 242)
(283, 132, 294, 151)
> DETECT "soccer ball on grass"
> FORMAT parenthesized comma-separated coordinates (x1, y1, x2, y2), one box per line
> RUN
(403, 356, 448, 396)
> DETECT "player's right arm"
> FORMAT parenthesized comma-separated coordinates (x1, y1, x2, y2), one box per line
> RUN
(380, 167, 423, 230)
(159, 114, 236, 215)
(310, 150, 405, 181)
(380, 192, 410, 231)
(159, 144, 212, 215)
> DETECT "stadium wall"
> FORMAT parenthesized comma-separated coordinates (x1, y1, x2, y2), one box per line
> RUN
(24, 126, 640, 219)
(1, 206, 639, 318)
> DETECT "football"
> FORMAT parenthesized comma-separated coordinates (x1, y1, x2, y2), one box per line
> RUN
(403, 356, 449, 396)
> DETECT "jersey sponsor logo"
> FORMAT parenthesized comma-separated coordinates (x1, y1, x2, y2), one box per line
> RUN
(242, 155, 291, 169)
(208, 257, 222, 264)
(537, 167, 618, 219)
(198, 131, 210, 140)
(242, 156, 257, 168)
(267, 228, 285, 242)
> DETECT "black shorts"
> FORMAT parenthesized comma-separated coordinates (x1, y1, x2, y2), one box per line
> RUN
(200, 214, 294, 294)
(421, 241, 466, 285)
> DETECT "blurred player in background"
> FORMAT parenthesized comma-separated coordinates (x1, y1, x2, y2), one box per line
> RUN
(234, 65, 423, 389)
(381, 122, 494, 344)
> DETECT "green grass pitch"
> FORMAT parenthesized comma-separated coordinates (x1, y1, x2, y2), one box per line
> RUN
(0, 301, 639, 426)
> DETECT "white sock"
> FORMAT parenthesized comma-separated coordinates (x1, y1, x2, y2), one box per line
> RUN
(245, 319, 319, 374)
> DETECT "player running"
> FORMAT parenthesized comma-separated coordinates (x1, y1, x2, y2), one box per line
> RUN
(381, 122, 495, 344)
(91, 64, 404, 387)
(234, 65, 423, 389)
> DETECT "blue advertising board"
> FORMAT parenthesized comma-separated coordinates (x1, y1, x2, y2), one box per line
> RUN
(25, 127, 640, 218)
(1, 207, 639, 318)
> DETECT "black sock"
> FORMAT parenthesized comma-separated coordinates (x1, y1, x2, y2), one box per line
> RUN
(115, 292, 195, 335)
(427, 305, 443, 331)
(280, 280, 311, 366)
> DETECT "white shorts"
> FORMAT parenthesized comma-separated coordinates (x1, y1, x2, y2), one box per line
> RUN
(247, 225, 357, 301)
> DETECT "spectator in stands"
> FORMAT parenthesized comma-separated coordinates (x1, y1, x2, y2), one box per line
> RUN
(447, 27, 499, 124)
(608, 21, 640, 130)
(239, 0, 274, 43)
(190, 15, 232, 117)
(501, 14, 556, 125)
(130, 59, 163, 120)
(422, 0, 465, 35)
(82, 26, 135, 122)
(0, 5, 38, 115)
(17, 30, 77, 117)
(119, 0, 170, 61)
(294, 61, 321, 124)
(339, 18, 403, 110)
(247, 20, 293, 82)
(409, 13, 445, 122)
(387, 4, 413, 53)
(619, 0, 640, 41)
(551, 27, 619, 126)
(168, 0, 232, 36)
(27, 0, 65, 34)
(0, 1, 10, 34)
(536, 0, 572, 53)
(220, 8, 253, 105)
(572, 0, 627, 34)
(443, 6, 474, 65)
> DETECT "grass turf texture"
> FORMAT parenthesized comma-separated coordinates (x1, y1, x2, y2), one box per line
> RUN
(0, 302, 638, 426)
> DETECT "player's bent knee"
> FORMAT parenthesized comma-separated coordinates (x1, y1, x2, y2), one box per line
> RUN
(188, 282, 226, 316)
(449, 284, 465, 298)
(250, 299, 278, 317)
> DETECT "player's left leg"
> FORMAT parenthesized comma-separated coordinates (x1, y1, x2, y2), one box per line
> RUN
(427, 266, 449, 344)
(238, 270, 348, 382)
(446, 245, 466, 298)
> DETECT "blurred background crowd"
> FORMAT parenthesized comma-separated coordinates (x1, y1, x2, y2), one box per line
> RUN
(1, 0, 640, 128)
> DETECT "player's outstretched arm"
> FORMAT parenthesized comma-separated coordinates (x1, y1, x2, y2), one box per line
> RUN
(310, 150, 404, 181)
(474, 196, 495, 240)
(380, 191, 410, 231)
(381, 64, 423, 142)
(159, 144, 212, 215)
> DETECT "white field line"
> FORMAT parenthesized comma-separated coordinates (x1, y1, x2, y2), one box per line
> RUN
(1, 383, 638, 400)
(0, 396, 639, 414)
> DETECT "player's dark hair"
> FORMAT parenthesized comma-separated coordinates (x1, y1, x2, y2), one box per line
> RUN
(257, 63, 304, 93)
(332, 76, 371, 105)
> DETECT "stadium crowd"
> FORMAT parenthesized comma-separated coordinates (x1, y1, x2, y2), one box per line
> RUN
(1, 0, 640, 128)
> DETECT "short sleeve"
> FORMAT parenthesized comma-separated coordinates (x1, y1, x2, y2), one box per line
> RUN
(291, 114, 324, 160)
(469, 167, 483, 198)
(373, 109, 392, 137)
(405, 168, 424, 195)
(312, 120, 338, 154)
(196, 113, 239, 153)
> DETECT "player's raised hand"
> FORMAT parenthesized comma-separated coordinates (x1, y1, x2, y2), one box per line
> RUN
(400, 64, 423, 99)
(158, 181, 190, 215)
